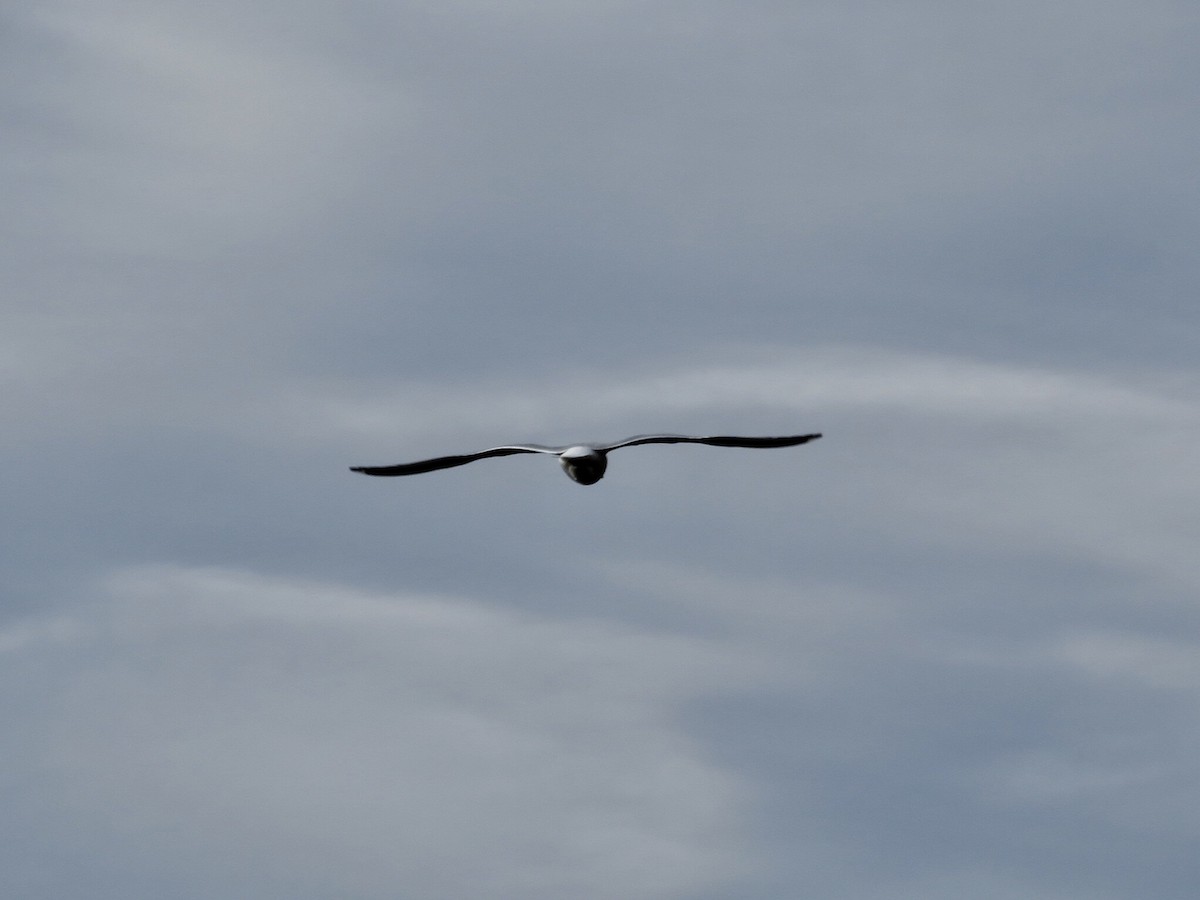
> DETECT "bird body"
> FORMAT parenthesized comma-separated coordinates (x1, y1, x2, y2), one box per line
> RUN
(350, 433, 820, 485)
(557, 445, 608, 484)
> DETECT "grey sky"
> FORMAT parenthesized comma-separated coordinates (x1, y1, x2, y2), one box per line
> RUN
(3, 1, 1199, 897)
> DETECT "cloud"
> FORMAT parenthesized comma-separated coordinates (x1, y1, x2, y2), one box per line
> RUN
(308, 346, 1197, 440)
(3, 1, 1198, 896)
(5, 342, 1200, 895)
(11, 1, 407, 256)
(10, 554, 1194, 899)
(0, 566, 748, 897)
(1, 565, 749, 899)
(1053, 631, 1200, 692)
(301, 347, 1200, 588)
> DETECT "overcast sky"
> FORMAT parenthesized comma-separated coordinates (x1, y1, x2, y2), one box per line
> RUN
(3, 1, 1199, 897)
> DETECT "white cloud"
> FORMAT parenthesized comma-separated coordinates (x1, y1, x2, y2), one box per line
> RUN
(310, 347, 1197, 442)
(1053, 631, 1200, 692)
(970, 748, 1158, 807)
(299, 347, 1200, 589)
(13, 1, 408, 255)
(3, 565, 749, 899)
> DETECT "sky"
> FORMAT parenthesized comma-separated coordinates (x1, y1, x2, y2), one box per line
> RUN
(3, 0, 1199, 897)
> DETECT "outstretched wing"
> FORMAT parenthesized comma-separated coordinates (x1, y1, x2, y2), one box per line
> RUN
(599, 433, 822, 452)
(350, 444, 561, 477)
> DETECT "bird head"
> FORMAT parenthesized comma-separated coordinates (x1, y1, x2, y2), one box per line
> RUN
(558, 446, 607, 485)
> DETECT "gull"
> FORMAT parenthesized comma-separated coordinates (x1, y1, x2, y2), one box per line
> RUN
(350, 432, 821, 485)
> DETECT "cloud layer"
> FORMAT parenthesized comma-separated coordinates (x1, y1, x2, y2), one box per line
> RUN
(5, 566, 750, 898)
(3, 0, 1198, 897)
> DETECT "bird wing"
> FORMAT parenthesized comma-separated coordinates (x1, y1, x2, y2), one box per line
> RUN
(598, 433, 822, 452)
(350, 444, 561, 477)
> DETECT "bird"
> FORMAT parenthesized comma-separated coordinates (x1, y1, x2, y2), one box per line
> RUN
(350, 433, 821, 485)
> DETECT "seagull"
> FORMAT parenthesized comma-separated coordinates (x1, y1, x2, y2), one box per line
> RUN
(350, 433, 821, 485)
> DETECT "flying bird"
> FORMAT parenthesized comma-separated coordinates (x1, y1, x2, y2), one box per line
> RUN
(350, 433, 821, 485)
